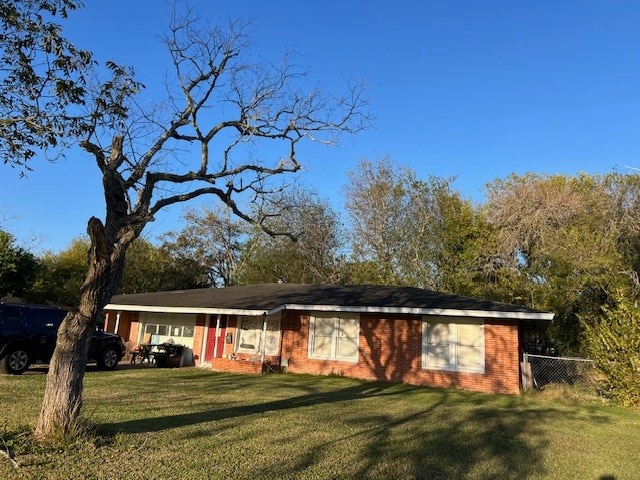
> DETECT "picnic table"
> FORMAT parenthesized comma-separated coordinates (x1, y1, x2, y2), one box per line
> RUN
(133, 343, 184, 367)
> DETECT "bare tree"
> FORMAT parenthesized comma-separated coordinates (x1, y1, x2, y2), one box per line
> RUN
(34, 9, 368, 441)
(162, 206, 248, 287)
(236, 187, 346, 285)
(344, 157, 411, 285)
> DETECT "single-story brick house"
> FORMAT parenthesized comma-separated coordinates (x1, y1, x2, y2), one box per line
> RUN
(104, 284, 554, 394)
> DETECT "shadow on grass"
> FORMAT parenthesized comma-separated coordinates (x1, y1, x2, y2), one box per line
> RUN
(257, 392, 539, 479)
(100, 380, 402, 434)
(343, 398, 553, 479)
(99, 375, 611, 480)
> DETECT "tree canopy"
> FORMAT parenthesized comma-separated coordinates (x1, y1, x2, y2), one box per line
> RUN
(0, 230, 40, 299)
(26, 237, 207, 306)
(343, 158, 492, 292)
(485, 172, 640, 353)
(5, 1, 368, 442)
(0, 0, 93, 169)
(6, 163, 640, 406)
(161, 206, 248, 288)
(235, 188, 346, 285)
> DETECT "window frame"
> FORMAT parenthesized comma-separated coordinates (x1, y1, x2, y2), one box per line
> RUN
(308, 313, 360, 363)
(138, 313, 197, 348)
(235, 315, 281, 356)
(421, 318, 485, 374)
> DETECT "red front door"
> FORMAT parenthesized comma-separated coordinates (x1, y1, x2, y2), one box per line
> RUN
(205, 316, 227, 361)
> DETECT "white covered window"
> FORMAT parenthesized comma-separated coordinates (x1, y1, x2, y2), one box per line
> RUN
(309, 313, 359, 362)
(236, 315, 280, 356)
(422, 318, 484, 373)
(139, 313, 196, 348)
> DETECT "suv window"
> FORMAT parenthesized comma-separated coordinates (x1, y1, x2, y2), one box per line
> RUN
(33, 308, 66, 329)
(0, 305, 27, 328)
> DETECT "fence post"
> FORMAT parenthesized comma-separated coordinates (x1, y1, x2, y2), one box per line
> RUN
(521, 353, 533, 392)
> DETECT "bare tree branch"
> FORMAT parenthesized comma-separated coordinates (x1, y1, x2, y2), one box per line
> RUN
(35, 3, 369, 441)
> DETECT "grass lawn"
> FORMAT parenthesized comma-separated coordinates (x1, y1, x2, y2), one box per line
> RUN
(0, 367, 638, 480)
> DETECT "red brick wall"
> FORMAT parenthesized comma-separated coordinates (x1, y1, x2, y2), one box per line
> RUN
(224, 316, 238, 357)
(104, 310, 140, 344)
(211, 357, 263, 374)
(192, 313, 207, 365)
(126, 312, 140, 344)
(280, 312, 521, 395)
(214, 316, 278, 363)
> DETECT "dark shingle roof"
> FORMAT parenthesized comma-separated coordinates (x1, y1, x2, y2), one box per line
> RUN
(107, 284, 553, 320)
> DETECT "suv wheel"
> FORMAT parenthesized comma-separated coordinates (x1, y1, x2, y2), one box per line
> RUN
(1, 347, 30, 374)
(97, 346, 120, 370)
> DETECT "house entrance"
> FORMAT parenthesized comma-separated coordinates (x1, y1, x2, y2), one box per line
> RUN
(205, 316, 227, 361)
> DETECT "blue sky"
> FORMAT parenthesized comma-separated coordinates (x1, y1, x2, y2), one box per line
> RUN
(2, 0, 639, 253)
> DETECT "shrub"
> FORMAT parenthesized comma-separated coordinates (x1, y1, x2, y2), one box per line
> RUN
(581, 294, 640, 407)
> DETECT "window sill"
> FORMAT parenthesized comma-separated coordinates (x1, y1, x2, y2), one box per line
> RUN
(309, 356, 358, 363)
(422, 364, 485, 375)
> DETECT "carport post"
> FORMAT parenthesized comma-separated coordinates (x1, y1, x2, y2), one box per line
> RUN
(213, 314, 221, 358)
(200, 314, 211, 365)
(114, 312, 121, 335)
(260, 313, 268, 364)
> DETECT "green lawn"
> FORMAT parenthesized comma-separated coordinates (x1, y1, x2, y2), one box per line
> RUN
(1, 367, 638, 480)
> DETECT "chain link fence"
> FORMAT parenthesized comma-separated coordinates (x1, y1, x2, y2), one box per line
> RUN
(522, 353, 596, 391)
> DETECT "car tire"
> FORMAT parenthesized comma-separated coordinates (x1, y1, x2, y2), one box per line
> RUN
(96, 346, 120, 370)
(1, 347, 30, 375)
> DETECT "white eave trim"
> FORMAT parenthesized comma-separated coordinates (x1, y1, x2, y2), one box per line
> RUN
(104, 304, 267, 316)
(267, 304, 554, 320)
(105, 302, 553, 321)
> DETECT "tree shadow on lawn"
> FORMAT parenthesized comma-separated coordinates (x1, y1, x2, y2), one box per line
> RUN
(341, 399, 554, 479)
(100, 380, 610, 480)
(100, 380, 400, 434)
(274, 392, 611, 479)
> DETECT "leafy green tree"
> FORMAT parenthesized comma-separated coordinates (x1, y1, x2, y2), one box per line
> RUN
(581, 292, 640, 407)
(343, 158, 492, 292)
(401, 175, 498, 295)
(0, 0, 93, 169)
(30, 237, 208, 306)
(424, 191, 502, 300)
(120, 238, 207, 294)
(344, 157, 410, 285)
(485, 173, 640, 353)
(29, 238, 88, 306)
(603, 173, 640, 291)
(0, 230, 40, 298)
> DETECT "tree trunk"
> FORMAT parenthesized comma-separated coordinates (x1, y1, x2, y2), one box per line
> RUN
(34, 217, 119, 441)
(33, 309, 95, 440)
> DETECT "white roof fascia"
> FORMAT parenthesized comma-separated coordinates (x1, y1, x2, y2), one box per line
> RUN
(268, 304, 554, 321)
(106, 302, 554, 321)
(104, 304, 267, 316)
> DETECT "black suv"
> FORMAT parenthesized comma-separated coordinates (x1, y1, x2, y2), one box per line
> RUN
(0, 302, 125, 374)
